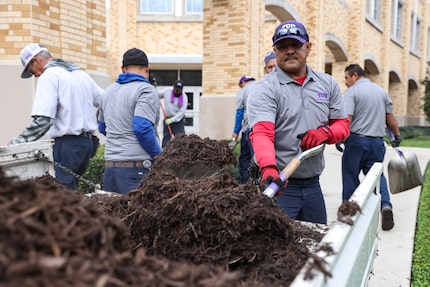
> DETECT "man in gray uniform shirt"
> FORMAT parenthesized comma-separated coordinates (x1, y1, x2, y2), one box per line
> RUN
(98, 48, 161, 194)
(247, 20, 350, 224)
(159, 80, 188, 147)
(342, 64, 401, 231)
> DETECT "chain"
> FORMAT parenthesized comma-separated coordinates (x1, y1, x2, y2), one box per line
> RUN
(34, 150, 100, 190)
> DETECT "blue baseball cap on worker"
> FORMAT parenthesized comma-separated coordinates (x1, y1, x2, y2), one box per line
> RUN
(238, 75, 255, 86)
(272, 20, 309, 46)
(264, 51, 276, 64)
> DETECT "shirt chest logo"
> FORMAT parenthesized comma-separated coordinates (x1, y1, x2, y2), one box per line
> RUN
(317, 92, 329, 102)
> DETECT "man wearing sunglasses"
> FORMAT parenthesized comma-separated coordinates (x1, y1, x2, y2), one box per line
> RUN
(247, 20, 350, 224)
(10, 43, 103, 190)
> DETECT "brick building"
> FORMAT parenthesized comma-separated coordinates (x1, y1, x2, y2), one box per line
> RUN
(0, 0, 110, 143)
(1, 0, 429, 143)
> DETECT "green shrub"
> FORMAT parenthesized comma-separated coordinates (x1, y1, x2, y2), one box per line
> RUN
(423, 75, 430, 123)
(384, 126, 430, 146)
(78, 144, 105, 193)
(399, 126, 430, 139)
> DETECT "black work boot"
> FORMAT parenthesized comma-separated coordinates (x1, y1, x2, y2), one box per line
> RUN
(381, 206, 394, 231)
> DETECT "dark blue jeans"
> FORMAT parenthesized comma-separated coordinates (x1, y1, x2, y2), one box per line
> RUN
(274, 176, 327, 224)
(342, 135, 392, 210)
(53, 135, 93, 190)
(104, 166, 149, 194)
(238, 129, 254, 183)
(162, 119, 185, 147)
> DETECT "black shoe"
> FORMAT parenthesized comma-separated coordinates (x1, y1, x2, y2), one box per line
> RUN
(382, 206, 394, 231)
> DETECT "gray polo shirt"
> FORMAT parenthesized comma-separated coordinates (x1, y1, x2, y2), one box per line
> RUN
(247, 65, 346, 178)
(344, 77, 392, 137)
(99, 81, 160, 161)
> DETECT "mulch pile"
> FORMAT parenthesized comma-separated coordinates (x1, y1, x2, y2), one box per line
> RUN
(0, 134, 331, 287)
(152, 134, 237, 179)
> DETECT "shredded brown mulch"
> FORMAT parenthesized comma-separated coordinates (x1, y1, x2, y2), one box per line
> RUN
(337, 200, 362, 225)
(0, 134, 330, 287)
(152, 134, 237, 179)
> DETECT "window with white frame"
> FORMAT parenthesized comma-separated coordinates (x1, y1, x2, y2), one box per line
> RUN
(410, 12, 421, 53)
(141, 0, 173, 14)
(366, 0, 381, 23)
(140, 0, 202, 16)
(185, 0, 202, 14)
(391, 0, 403, 40)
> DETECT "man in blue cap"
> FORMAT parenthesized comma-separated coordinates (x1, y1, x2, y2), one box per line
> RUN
(264, 51, 276, 74)
(232, 75, 256, 183)
(247, 20, 350, 224)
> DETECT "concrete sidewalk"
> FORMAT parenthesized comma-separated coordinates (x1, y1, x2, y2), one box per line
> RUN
(320, 144, 430, 287)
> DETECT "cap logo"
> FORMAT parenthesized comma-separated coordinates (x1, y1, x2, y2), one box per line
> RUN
(281, 23, 297, 29)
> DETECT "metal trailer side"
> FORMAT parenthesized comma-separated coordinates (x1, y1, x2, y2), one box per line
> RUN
(290, 162, 383, 287)
(0, 140, 54, 179)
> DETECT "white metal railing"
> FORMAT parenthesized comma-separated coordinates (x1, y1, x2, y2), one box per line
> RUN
(290, 162, 383, 287)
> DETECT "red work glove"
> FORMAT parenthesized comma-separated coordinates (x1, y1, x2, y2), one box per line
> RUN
(298, 126, 332, 150)
(260, 165, 287, 197)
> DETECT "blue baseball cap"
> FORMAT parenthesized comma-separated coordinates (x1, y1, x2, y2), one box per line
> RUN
(264, 51, 276, 64)
(272, 20, 309, 46)
(238, 75, 255, 86)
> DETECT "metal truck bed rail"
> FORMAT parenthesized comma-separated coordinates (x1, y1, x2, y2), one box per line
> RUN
(0, 140, 54, 179)
(291, 162, 383, 287)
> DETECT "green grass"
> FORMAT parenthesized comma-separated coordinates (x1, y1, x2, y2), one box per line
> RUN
(400, 136, 430, 148)
(403, 130, 430, 286)
(385, 131, 430, 286)
(411, 162, 430, 286)
(391, 126, 430, 148)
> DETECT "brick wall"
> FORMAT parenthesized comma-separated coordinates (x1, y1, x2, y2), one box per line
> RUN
(202, 0, 265, 95)
(0, 0, 106, 71)
(0, 0, 108, 143)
